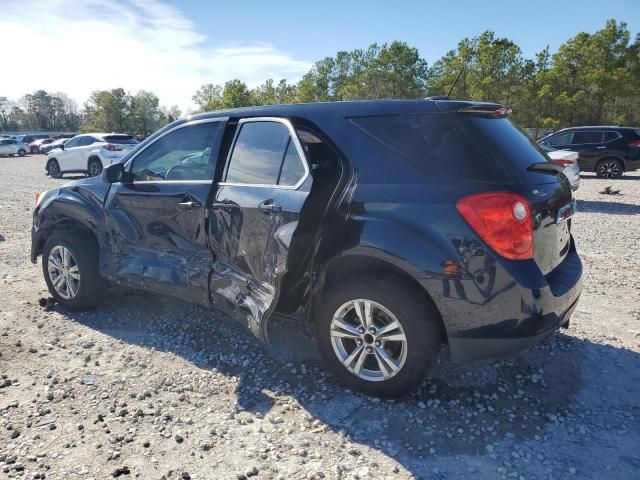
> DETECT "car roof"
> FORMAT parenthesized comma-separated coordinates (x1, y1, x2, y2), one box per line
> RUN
(559, 126, 637, 131)
(182, 98, 499, 123)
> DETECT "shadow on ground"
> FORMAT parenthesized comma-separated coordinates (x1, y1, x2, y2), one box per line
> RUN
(579, 172, 640, 181)
(53, 292, 640, 478)
(576, 199, 640, 215)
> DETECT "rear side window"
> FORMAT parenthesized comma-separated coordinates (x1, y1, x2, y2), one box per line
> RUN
(225, 121, 307, 186)
(604, 131, 620, 141)
(104, 135, 139, 145)
(572, 131, 603, 144)
(350, 114, 510, 182)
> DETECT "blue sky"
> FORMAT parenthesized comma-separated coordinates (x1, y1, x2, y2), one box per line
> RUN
(179, 0, 639, 64)
(2, 0, 638, 112)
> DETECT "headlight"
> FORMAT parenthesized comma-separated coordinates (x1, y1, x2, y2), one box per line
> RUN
(35, 189, 55, 207)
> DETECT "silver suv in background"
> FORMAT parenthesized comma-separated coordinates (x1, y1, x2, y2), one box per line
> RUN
(0, 138, 28, 157)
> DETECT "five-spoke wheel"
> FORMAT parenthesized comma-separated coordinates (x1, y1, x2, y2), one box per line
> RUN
(317, 277, 442, 397)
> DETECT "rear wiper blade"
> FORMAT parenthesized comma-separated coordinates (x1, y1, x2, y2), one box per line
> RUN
(527, 162, 564, 174)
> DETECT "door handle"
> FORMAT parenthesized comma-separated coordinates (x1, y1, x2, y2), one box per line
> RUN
(211, 199, 238, 209)
(596, 146, 606, 149)
(259, 200, 282, 214)
(177, 200, 201, 210)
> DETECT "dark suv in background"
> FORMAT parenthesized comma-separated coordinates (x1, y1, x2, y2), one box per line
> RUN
(31, 100, 583, 397)
(539, 126, 640, 178)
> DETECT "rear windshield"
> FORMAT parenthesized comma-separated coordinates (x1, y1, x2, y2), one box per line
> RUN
(351, 113, 549, 182)
(104, 135, 139, 145)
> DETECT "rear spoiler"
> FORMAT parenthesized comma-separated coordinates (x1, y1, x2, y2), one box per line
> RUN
(459, 104, 512, 118)
(527, 162, 565, 174)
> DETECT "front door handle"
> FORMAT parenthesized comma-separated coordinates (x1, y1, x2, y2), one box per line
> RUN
(177, 200, 201, 210)
(259, 200, 282, 214)
(596, 146, 606, 149)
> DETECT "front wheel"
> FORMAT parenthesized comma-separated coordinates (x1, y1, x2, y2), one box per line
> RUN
(18, 149, 26, 157)
(42, 232, 106, 309)
(47, 159, 62, 178)
(596, 158, 623, 179)
(315, 277, 443, 397)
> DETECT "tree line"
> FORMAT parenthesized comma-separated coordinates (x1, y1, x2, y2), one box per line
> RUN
(2, 19, 638, 137)
(0, 89, 181, 138)
(192, 19, 639, 131)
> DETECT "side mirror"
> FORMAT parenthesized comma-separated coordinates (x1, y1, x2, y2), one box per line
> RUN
(102, 163, 125, 183)
(60, 143, 65, 150)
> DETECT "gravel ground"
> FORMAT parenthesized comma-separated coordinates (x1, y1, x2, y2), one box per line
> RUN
(1, 154, 639, 480)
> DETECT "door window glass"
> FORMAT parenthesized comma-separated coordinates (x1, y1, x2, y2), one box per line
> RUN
(604, 131, 620, 141)
(65, 137, 81, 148)
(546, 132, 573, 146)
(226, 121, 291, 185)
(278, 140, 306, 186)
(130, 122, 220, 181)
(572, 131, 603, 144)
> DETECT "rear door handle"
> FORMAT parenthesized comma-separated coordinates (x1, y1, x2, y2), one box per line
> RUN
(177, 200, 201, 210)
(259, 200, 282, 214)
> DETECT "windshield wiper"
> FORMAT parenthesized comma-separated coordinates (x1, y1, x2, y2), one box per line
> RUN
(527, 162, 564, 174)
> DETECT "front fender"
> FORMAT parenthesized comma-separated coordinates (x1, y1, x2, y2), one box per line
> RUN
(31, 184, 109, 263)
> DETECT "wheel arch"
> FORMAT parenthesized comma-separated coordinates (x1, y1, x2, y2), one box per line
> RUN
(311, 254, 449, 345)
(33, 217, 99, 262)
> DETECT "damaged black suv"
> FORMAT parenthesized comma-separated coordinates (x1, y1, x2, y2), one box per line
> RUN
(31, 100, 583, 397)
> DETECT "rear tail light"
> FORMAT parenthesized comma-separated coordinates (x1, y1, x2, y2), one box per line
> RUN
(628, 140, 640, 148)
(456, 192, 533, 260)
(34, 191, 41, 204)
(103, 144, 123, 152)
(551, 159, 574, 166)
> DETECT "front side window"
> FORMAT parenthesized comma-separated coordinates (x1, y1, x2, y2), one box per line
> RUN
(130, 122, 220, 181)
(225, 121, 306, 186)
(572, 131, 603, 144)
(65, 137, 81, 148)
(546, 132, 573, 146)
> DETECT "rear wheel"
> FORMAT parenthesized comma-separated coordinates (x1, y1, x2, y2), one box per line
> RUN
(87, 157, 103, 177)
(315, 277, 442, 397)
(47, 159, 62, 178)
(596, 158, 623, 179)
(42, 232, 105, 310)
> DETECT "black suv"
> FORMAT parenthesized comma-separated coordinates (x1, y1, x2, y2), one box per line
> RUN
(539, 126, 640, 178)
(31, 100, 583, 397)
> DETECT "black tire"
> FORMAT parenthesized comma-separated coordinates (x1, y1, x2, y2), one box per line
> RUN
(41, 231, 105, 310)
(315, 276, 443, 398)
(596, 158, 624, 179)
(87, 157, 103, 177)
(47, 159, 62, 178)
(18, 149, 26, 157)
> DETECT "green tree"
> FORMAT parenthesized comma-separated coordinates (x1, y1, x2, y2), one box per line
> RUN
(82, 88, 131, 133)
(220, 79, 252, 108)
(129, 91, 163, 138)
(192, 84, 223, 111)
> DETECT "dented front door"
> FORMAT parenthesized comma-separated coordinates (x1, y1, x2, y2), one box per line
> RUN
(207, 118, 312, 340)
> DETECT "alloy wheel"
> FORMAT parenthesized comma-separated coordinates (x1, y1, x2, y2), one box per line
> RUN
(89, 161, 102, 177)
(47, 245, 80, 300)
(598, 161, 621, 179)
(330, 299, 408, 382)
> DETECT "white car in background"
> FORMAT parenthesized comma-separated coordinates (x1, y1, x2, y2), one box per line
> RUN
(45, 133, 139, 178)
(0, 138, 28, 157)
(543, 146, 580, 191)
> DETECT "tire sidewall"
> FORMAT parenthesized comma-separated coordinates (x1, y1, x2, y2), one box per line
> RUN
(315, 277, 441, 397)
(48, 159, 62, 178)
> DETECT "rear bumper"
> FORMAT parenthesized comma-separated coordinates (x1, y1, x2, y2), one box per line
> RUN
(423, 241, 583, 363)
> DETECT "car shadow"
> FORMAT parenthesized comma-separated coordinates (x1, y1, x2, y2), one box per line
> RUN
(579, 172, 640, 180)
(576, 199, 640, 215)
(54, 292, 640, 478)
(0, 234, 4, 242)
